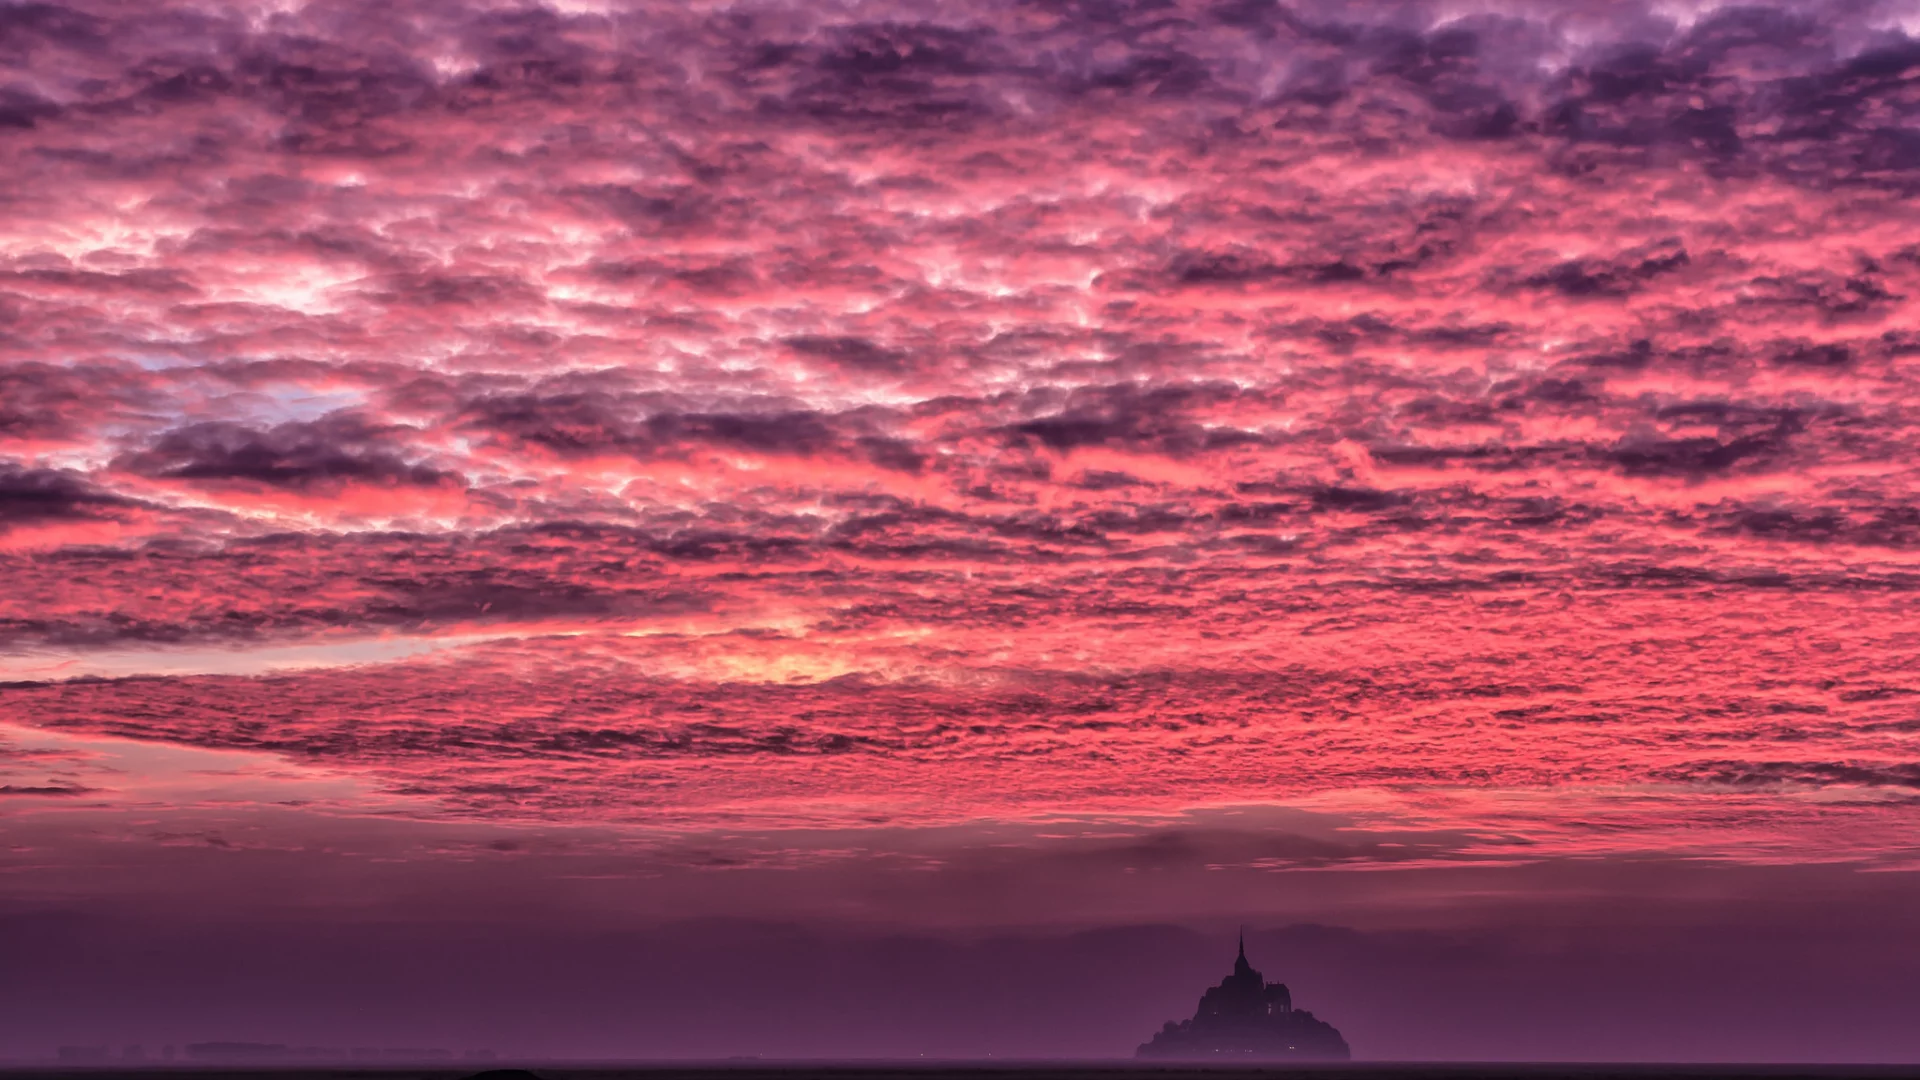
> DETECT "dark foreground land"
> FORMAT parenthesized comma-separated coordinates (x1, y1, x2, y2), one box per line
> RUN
(3, 1064, 1919, 1080)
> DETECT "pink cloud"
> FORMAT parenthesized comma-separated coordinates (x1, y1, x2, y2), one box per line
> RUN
(0, 0, 1918, 888)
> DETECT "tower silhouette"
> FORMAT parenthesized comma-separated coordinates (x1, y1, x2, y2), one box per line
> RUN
(1135, 933, 1349, 1060)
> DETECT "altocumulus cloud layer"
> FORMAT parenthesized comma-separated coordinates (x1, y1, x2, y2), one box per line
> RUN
(3, 0, 1920, 867)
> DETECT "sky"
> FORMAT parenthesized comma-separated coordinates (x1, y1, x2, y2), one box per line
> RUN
(3, 0, 1920, 1062)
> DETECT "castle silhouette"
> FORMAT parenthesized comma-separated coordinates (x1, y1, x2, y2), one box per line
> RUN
(1135, 933, 1351, 1060)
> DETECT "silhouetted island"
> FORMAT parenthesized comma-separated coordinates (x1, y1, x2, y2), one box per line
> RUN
(1136, 933, 1351, 1060)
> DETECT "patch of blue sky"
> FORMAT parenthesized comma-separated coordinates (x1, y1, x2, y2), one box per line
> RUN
(227, 385, 368, 426)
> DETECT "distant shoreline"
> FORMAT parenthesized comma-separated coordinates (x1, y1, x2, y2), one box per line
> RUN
(2, 1061, 1919, 1080)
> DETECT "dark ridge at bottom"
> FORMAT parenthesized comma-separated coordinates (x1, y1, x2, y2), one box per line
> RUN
(3, 1063, 1919, 1080)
